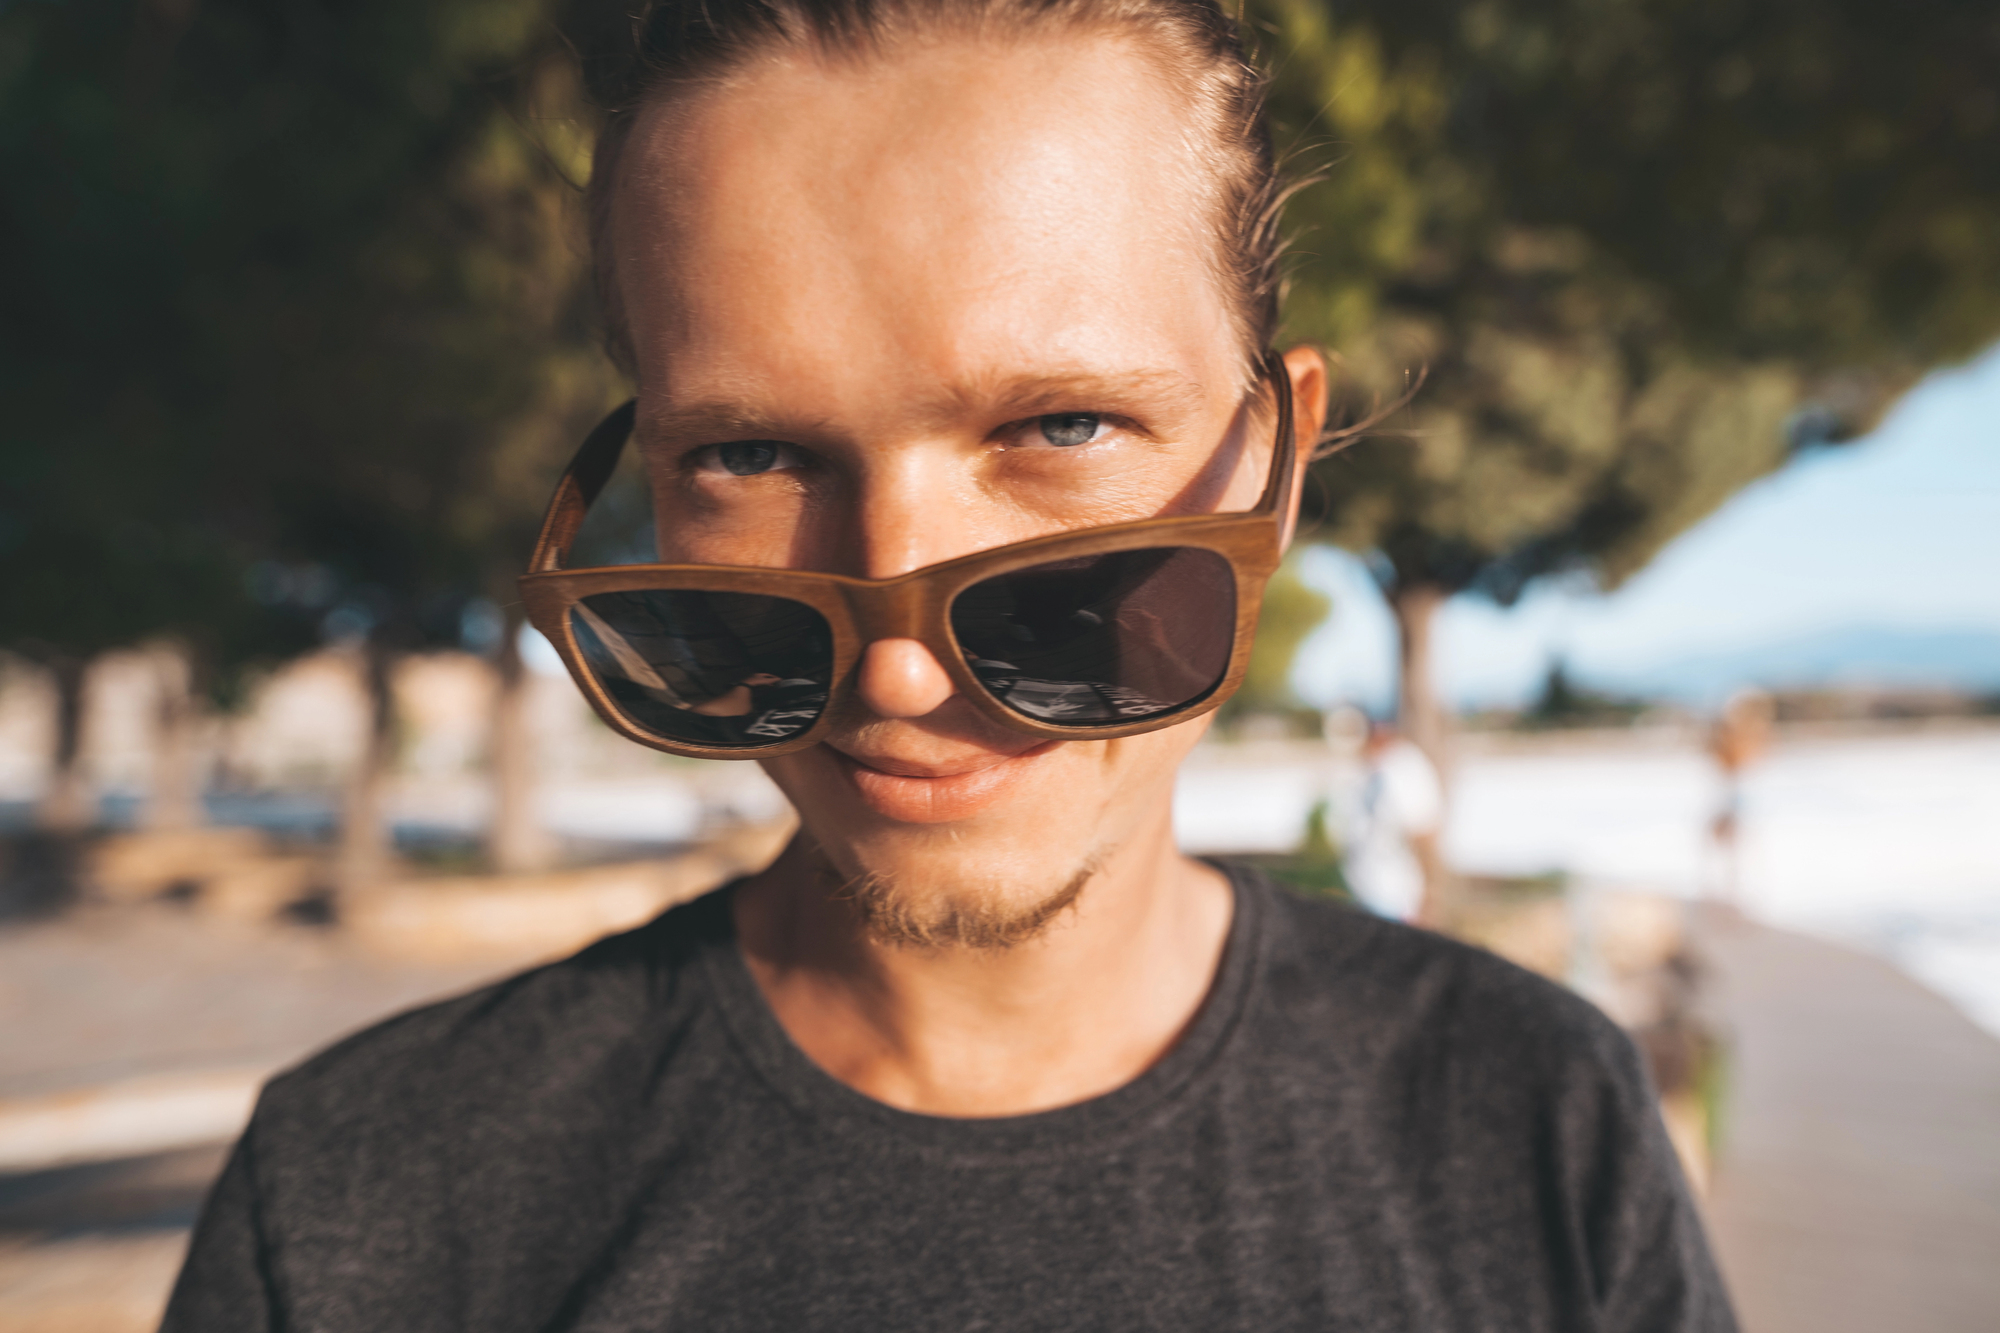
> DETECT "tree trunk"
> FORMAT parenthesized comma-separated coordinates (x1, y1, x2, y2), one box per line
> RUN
(486, 607, 553, 874)
(1388, 580, 1455, 926)
(144, 645, 206, 831)
(335, 641, 399, 896)
(1389, 580, 1451, 776)
(36, 656, 94, 834)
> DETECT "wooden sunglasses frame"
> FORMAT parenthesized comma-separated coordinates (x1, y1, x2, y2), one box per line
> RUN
(518, 351, 1301, 760)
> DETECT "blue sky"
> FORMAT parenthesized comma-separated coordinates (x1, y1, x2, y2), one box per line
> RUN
(1293, 340, 2000, 712)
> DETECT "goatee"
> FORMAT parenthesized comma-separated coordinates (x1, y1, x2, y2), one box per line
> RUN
(825, 854, 1102, 950)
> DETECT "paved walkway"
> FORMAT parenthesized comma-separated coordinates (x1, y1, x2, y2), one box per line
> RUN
(0, 907, 509, 1105)
(0, 908, 514, 1329)
(0, 1146, 225, 1333)
(1694, 907, 2000, 1333)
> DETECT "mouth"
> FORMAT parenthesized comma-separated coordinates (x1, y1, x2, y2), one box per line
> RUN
(829, 741, 1061, 824)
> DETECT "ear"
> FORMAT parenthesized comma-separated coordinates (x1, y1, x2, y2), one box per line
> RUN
(1278, 345, 1329, 548)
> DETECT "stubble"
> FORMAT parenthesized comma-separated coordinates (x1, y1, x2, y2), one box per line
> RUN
(823, 850, 1105, 950)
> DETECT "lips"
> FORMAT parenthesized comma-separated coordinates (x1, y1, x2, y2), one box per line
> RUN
(831, 742, 1059, 823)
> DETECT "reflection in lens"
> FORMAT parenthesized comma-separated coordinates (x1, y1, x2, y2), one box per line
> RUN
(950, 547, 1235, 726)
(571, 590, 833, 748)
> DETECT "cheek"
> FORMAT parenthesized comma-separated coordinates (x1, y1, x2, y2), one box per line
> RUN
(997, 717, 1215, 828)
(755, 748, 830, 816)
(1089, 715, 1213, 801)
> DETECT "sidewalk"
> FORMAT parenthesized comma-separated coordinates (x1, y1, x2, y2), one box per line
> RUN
(0, 906, 510, 1108)
(0, 908, 522, 1330)
(1694, 906, 2000, 1333)
(0, 1146, 226, 1333)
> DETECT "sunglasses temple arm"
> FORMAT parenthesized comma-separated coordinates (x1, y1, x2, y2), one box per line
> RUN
(1253, 351, 1299, 538)
(528, 400, 639, 574)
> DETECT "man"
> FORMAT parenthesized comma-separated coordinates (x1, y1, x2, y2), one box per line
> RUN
(166, 0, 1735, 1327)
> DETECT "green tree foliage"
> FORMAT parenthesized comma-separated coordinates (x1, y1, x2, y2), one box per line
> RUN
(1253, 0, 2000, 758)
(1235, 554, 1332, 714)
(148, 0, 617, 653)
(1, 1, 317, 828)
(0, 0, 622, 864)
(1520, 659, 1647, 731)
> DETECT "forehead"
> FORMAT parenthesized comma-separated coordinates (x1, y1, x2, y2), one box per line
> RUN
(610, 33, 1239, 403)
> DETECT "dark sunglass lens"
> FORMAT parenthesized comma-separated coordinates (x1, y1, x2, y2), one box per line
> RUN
(949, 547, 1235, 726)
(570, 590, 833, 748)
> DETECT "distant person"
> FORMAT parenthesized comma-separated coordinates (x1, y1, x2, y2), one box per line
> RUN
(165, 1, 1734, 1328)
(1706, 689, 1775, 904)
(1343, 719, 1446, 922)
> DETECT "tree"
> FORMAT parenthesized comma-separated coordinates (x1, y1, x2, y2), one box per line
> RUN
(1, 0, 622, 883)
(172, 0, 623, 886)
(1231, 555, 1333, 720)
(0, 0, 318, 833)
(1254, 0, 2000, 766)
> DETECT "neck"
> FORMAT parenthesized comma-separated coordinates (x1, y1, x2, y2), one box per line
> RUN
(731, 806, 1234, 1117)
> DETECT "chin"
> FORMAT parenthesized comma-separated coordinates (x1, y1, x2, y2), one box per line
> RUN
(827, 842, 1101, 950)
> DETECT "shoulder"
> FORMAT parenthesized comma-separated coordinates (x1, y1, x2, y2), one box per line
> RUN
(251, 885, 735, 1149)
(1227, 877, 1729, 1326)
(1243, 871, 1649, 1105)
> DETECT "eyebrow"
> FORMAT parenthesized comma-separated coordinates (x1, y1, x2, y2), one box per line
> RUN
(635, 366, 1211, 446)
(636, 402, 813, 447)
(936, 367, 1208, 426)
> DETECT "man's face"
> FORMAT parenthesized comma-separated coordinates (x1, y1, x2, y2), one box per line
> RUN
(612, 34, 1280, 932)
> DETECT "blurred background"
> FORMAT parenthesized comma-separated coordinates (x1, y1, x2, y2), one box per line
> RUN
(0, 0, 1994, 1329)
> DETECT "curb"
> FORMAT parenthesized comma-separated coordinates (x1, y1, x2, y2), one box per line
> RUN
(0, 1068, 267, 1174)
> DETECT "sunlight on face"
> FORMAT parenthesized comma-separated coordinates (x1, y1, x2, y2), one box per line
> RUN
(610, 34, 1272, 922)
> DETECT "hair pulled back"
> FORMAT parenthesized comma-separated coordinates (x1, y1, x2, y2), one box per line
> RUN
(587, 0, 1284, 376)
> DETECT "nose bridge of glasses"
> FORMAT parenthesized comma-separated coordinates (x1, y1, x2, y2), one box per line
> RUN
(843, 571, 951, 652)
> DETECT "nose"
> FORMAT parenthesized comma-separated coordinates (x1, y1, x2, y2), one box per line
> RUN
(844, 445, 977, 581)
(855, 638, 956, 718)
(835, 442, 996, 719)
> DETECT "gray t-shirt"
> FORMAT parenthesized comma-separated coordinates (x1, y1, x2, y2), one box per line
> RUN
(164, 864, 1736, 1331)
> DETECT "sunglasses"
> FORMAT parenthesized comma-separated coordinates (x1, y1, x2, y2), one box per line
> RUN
(519, 352, 1299, 759)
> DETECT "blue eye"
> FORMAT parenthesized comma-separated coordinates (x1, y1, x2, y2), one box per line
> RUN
(1038, 414, 1101, 447)
(720, 441, 778, 475)
(709, 440, 795, 476)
